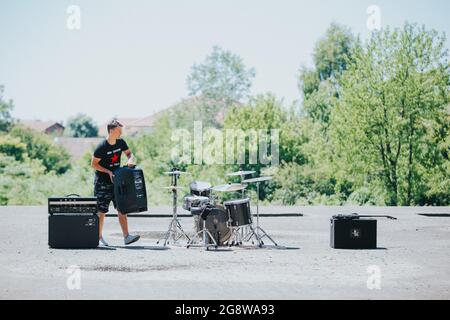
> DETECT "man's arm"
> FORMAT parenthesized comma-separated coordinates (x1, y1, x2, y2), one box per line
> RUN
(91, 156, 114, 183)
(123, 149, 136, 167)
(124, 149, 132, 159)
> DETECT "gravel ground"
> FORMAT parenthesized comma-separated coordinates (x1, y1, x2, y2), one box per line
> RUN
(0, 205, 449, 300)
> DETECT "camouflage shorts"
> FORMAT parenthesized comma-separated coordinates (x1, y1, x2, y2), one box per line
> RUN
(94, 181, 116, 213)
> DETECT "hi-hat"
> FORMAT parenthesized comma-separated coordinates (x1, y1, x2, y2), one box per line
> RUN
(242, 176, 273, 184)
(226, 170, 256, 177)
(212, 184, 248, 192)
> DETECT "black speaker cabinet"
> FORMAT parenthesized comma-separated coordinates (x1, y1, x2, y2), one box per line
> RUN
(330, 216, 377, 249)
(49, 214, 99, 249)
(113, 166, 148, 214)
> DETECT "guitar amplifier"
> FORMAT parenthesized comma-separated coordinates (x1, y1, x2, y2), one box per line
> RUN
(48, 194, 99, 249)
(48, 194, 98, 214)
(330, 214, 377, 249)
(113, 166, 148, 214)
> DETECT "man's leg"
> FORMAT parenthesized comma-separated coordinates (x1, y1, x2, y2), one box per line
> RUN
(98, 212, 106, 238)
(117, 211, 129, 237)
(94, 181, 112, 246)
(117, 210, 140, 245)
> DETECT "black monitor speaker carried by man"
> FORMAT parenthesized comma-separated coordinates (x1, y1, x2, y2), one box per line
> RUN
(113, 165, 148, 214)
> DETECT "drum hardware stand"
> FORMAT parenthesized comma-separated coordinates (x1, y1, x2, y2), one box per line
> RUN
(239, 173, 246, 199)
(227, 225, 245, 246)
(245, 181, 278, 247)
(237, 174, 248, 241)
(234, 175, 249, 242)
(186, 214, 219, 250)
(157, 168, 190, 246)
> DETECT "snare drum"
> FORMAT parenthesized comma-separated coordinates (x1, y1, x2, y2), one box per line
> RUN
(224, 198, 252, 227)
(182, 195, 210, 211)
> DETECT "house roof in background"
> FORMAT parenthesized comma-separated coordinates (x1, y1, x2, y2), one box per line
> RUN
(53, 137, 104, 161)
(98, 111, 164, 137)
(19, 120, 64, 132)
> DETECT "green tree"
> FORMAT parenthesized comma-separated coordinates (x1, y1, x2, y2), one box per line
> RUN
(289, 24, 357, 205)
(313, 23, 356, 81)
(166, 95, 229, 130)
(298, 24, 356, 126)
(9, 125, 71, 174)
(223, 94, 304, 201)
(187, 46, 256, 105)
(331, 23, 450, 206)
(0, 86, 14, 132)
(421, 104, 450, 205)
(66, 113, 98, 137)
(224, 93, 303, 166)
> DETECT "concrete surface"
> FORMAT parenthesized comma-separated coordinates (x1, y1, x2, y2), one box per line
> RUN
(0, 205, 449, 300)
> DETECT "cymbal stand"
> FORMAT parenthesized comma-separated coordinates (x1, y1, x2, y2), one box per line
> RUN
(243, 181, 278, 247)
(157, 168, 190, 246)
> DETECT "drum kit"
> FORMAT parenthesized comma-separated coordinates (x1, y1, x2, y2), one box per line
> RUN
(158, 167, 279, 250)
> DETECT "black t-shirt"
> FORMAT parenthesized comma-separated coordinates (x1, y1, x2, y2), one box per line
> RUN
(93, 138, 129, 184)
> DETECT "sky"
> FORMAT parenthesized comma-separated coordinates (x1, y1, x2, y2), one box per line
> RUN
(1, 0, 450, 125)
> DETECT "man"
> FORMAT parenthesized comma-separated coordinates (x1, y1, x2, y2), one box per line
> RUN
(91, 119, 140, 246)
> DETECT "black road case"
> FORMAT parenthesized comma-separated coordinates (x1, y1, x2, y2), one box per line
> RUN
(330, 214, 377, 249)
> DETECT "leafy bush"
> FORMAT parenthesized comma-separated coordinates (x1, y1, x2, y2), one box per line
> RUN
(0, 135, 27, 161)
(346, 186, 386, 206)
(0, 150, 92, 205)
(0, 86, 14, 132)
(9, 125, 71, 174)
(0, 153, 46, 204)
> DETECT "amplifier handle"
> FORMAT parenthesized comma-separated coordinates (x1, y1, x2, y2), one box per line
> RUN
(359, 215, 397, 220)
(66, 194, 81, 197)
(351, 213, 398, 220)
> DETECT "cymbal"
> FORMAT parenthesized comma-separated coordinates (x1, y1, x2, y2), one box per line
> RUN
(163, 171, 188, 175)
(242, 176, 273, 183)
(226, 170, 256, 177)
(212, 183, 248, 192)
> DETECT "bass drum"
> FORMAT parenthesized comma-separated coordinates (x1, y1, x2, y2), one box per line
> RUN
(196, 206, 232, 246)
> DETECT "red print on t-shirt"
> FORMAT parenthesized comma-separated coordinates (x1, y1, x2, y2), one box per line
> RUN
(111, 153, 119, 164)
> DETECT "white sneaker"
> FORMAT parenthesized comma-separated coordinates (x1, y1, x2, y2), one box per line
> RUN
(99, 237, 109, 246)
(124, 234, 140, 245)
